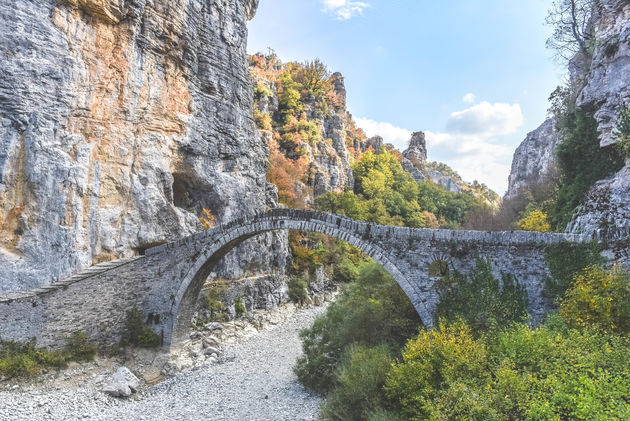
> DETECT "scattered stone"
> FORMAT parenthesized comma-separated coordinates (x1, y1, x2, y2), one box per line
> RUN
(102, 367, 141, 398)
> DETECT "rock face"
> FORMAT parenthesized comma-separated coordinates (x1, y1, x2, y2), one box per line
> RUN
(566, 1, 630, 236)
(252, 55, 359, 203)
(567, 162, 630, 237)
(402, 132, 428, 164)
(505, 118, 560, 200)
(0, 0, 287, 292)
(577, 0, 630, 147)
(506, 0, 630, 236)
(400, 132, 488, 196)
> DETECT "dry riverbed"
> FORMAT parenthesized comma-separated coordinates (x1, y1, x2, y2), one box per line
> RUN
(0, 303, 328, 421)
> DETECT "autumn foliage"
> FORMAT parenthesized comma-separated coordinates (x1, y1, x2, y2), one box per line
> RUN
(199, 208, 216, 229)
(267, 139, 310, 208)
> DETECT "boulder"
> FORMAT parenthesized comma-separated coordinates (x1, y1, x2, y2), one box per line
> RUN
(102, 367, 141, 398)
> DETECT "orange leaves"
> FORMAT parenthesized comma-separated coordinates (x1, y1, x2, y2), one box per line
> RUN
(267, 139, 310, 208)
(199, 208, 216, 229)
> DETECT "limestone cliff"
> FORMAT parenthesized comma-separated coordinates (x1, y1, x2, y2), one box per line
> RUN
(0, 0, 287, 292)
(577, 0, 630, 148)
(505, 118, 560, 200)
(567, 0, 630, 236)
(506, 0, 630, 235)
(250, 54, 364, 207)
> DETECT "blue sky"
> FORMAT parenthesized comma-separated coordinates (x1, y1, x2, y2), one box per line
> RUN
(247, 0, 567, 194)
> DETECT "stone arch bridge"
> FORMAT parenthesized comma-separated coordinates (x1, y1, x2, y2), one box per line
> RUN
(0, 209, 594, 349)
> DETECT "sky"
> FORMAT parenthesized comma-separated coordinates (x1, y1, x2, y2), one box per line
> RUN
(247, 0, 567, 194)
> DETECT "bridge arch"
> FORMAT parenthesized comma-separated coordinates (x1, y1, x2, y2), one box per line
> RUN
(166, 209, 432, 346)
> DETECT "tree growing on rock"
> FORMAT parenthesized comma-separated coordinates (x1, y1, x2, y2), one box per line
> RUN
(546, 0, 596, 62)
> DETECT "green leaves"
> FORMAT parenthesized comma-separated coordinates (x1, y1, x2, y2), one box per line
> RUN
(551, 105, 624, 230)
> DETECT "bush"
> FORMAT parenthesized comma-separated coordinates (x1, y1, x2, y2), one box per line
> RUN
(384, 318, 630, 420)
(615, 108, 630, 158)
(0, 332, 96, 379)
(517, 209, 551, 232)
(234, 297, 247, 317)
(288, 276, 308, 304)
(120, 306, 161, 348)
(436, 257, 529, 332)
(320, 345, 393, 421)
(560, 265, 630, 335)
(294, 262, 421, 394)
(385, 321, 490, 420)
(551, 105, 624, 230)
(65, 332, 97, 362)
(333, 258, 359, 284)
(203, 282, 229, 322)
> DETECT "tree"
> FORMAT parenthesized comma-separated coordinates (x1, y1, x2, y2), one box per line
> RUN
(546, 0, 596, 62)
(517, 209, 552, 232)
(293, 59, 331, 98)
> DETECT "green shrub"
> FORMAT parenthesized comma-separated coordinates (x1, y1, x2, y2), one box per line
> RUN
(65, 332, 97, 362)
(254, 81, 273, 98)
(234, 297, 247, 317)
(436, 257, 529, 332)
(120, 306, 161, 349)
(332, 258, 359, 284)
(614, 108, 630, 158)
(385, 321, 490, 420)
(544, 240, 604, 302)
(204, 283, 229, 322)
(288, 276, 308, 304)
(320, 345, 393, 421)
(294, 262, 421, 394)
(0, 332, 96, 379)
(384, 319, 630, 420)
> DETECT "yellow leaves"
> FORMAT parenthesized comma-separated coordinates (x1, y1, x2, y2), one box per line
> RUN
(199, 208, 216, 229)
(517, 209, 552, 232)
(559, 265, 630, 335)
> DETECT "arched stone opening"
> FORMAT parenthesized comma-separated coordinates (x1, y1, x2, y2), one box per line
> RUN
(165, 217, 433, 348)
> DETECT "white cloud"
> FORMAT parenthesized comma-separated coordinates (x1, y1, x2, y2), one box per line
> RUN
(321, 0, 371, 20)
(462, 93, 476, 103)
(446, 101, 523, 137)
(354, 117, 412, 151)
(424, 131, 514, 194)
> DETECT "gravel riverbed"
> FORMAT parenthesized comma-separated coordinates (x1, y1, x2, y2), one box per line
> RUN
(0, 305, 326, 421)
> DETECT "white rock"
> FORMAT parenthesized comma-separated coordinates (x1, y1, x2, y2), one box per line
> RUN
(102, 367, 141, 398)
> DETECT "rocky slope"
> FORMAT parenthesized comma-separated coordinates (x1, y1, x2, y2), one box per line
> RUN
(250, 54, 363, 207)
(400, 132, 500, 206)
(0, 0, 288, 292)
(505, 118, 560, 200)
(506, 0, 630, 235)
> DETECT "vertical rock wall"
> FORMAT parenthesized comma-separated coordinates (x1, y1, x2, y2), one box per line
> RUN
(505, 0, 630, 236)
(0, 0, 287, 292)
